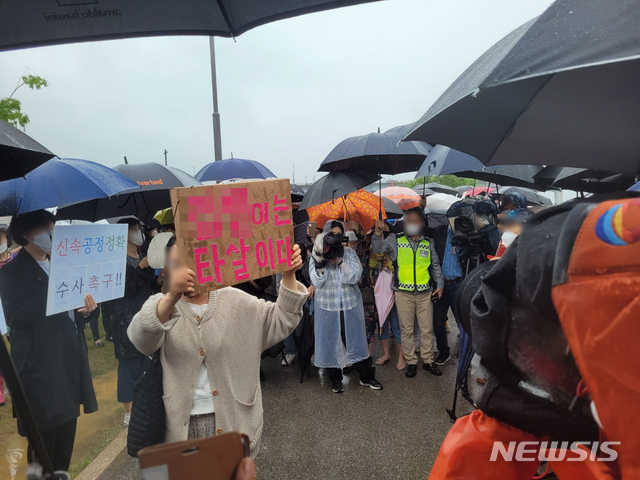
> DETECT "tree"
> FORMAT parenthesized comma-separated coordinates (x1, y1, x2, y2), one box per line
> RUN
(403, 175, 479, 189)
(0, 74, 49, 130)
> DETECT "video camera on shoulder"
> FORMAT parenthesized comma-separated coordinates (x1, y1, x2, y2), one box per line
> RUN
(447, 197, 498, 241)
(447, 197, 500, 272)
(322, 232, 344, 260)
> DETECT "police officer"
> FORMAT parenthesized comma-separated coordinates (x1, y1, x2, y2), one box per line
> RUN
(372, 208, 445, 377)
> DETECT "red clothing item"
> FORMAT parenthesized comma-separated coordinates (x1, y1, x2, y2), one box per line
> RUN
(429, 411, 616, 480)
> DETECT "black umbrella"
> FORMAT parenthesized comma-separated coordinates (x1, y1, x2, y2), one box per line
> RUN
(550, 168, 634, 193)
(497, 186, 552, 206)
(290, 183, 306, 203)
(411, 187, 436, 197)
(532, 166, 566, 188)
(0, 119, 55, 181)
(382, 197, 404, 219)
(416, 145, 545, 190)
(0, 1, 379, 51)
(416, 145, 483, 178)
(57, 162, 201, 221)
(293, 302, 314, 383)
(319, 127, 431, 218)
(404, 0, 640, 178)
(299, 170, 380, 211)
(455, 165, 544, 190)
(420, 182, 458, 196)
(319, 130, 431, 175)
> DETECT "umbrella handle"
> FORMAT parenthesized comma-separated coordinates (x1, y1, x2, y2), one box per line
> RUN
(379, 177, 383, 221)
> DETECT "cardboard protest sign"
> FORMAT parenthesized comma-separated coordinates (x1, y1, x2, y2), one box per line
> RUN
(46, 224, 128, 316)
(170, 179, 293, 294)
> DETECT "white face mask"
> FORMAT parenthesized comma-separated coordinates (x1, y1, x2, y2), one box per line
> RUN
(0, 243, 7, 254)
(150, 230, 159, 238)
(345, 231, 358, 243)
(31, 232, 52, 253)
(404, 223, 422, 237)
(129, 229, 144, 247)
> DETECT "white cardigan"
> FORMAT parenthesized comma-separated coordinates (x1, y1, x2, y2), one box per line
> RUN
(128, 282, 308, 456)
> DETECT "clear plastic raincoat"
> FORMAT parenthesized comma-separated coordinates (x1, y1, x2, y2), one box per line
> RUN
(309, 222, 369, 369)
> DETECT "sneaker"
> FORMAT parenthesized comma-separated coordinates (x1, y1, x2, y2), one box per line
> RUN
(405, 364, 417, 378)
(123, 412, 131, 427)
(360, 379, 383, 390)
(423, 363, 443, 376)
(332, 380, 344, 394)
(281, 353, 297, 366)
(435, 353, 450, 366)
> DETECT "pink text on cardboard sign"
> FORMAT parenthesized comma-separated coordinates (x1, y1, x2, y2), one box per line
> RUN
(194, 236, 293, 285)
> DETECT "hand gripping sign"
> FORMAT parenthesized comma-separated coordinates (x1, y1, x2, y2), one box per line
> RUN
(169, 179, 294, 295)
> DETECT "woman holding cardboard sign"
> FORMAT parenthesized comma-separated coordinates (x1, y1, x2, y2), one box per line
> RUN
(128, 235, 307, 457)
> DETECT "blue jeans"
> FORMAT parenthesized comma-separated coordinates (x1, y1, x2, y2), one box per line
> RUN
(433, 281, 461, 357)
(379, 304, 401, 344)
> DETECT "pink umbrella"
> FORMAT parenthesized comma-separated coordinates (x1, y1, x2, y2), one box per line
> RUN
(462, 186, 496, 197)
(375, 186, 421, 210)
(374, 269, 395, 327)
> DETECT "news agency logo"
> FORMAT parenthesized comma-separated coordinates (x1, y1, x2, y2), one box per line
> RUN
(490, 441, 620, 462)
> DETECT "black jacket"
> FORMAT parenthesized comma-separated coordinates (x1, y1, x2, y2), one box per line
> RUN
(0, 249, 98, 434)
(112, 257, 159, 360)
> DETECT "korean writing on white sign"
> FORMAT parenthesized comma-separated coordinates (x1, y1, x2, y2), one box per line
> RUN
(46, 223, 128, 316)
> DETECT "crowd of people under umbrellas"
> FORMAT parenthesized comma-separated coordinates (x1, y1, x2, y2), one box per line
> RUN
(1, 1, 640, 478)
(0, 183, 532, 472)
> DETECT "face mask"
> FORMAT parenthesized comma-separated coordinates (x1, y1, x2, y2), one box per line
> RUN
(150, 230, 158, 238)
(129, 229, 144, 246)
(0, 243, 7, 254)
(404, 224, 422, 237)
(31, 232, 52, 253)
(345, 231, 358, 243)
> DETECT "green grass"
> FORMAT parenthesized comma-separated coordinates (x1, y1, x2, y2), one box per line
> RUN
(85, 315, 118, 377)
(0, 315, 123, 478)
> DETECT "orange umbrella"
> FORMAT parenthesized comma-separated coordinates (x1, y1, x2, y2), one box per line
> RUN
(376, 186, 421, 210)
(306, 189, 387, 233)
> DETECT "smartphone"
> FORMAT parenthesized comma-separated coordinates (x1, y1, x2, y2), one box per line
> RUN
(431, 293, 439, 303)
(138, 432, 250, 480)
(308, 222, 317, 240)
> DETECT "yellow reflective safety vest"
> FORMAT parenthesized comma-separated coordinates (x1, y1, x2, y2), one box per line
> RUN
(394, 235, 431, 292)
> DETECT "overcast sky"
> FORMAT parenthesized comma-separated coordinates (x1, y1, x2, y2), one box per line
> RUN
(1, 0, 552, 183)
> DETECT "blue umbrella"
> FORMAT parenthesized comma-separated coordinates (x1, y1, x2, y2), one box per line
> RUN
(195, 158, 276, 182)
(446, 326, 475, 422)
(629, 181, 640, 192)
(0, 158, 139, 215)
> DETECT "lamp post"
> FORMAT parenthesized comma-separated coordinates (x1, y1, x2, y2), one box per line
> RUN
(210, 37, 223, 161)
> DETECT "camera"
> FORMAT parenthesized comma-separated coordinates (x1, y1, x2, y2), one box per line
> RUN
(447, 198, 498, 241)
(311, 232, 344, 268)
(322, 232, 344, 260)
(447, 197, 500, 270)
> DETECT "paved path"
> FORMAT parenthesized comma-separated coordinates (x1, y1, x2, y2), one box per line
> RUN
(98, 320, 481, 479)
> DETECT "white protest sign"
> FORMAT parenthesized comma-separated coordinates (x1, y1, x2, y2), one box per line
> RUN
(46, 224, 128, 316)
(147, 232, 174, 269)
